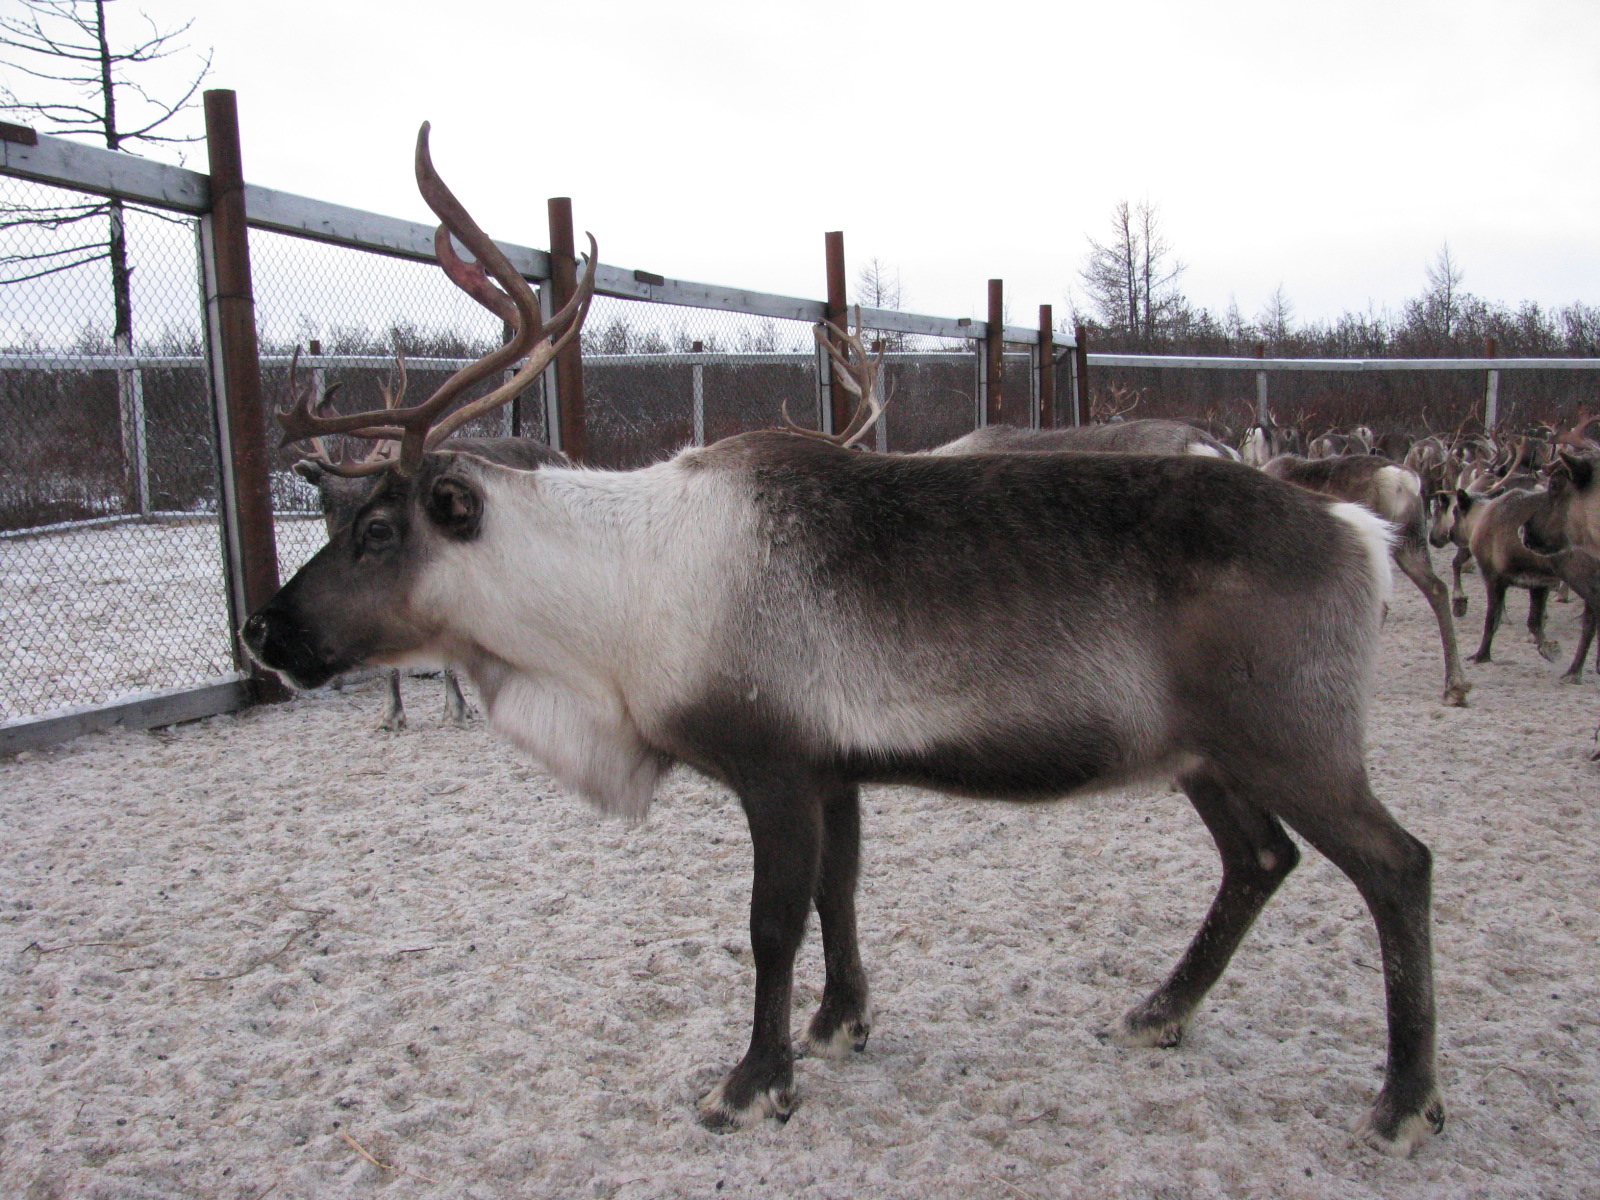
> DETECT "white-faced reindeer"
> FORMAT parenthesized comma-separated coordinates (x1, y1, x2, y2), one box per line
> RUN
(1239, 420, 1305, 468)
(1262, 454, 1470, 706)
(243, 124, 1444, 1156)
(289, 357, 569, 729)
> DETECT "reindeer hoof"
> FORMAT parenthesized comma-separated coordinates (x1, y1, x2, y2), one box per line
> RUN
(1355, 1091, 1444, 1158)
(697, 1076, 798, 1132)
(1109, 1007, 1184, 1049)
(1558, 671, 1585, 686)
(1452, 597, 1469, 618)
(1442, 683, 1471, 707)
(1538, 640, 1562, 663)
(377, 713, 406, 732)
(800, 1009, 872, 1059)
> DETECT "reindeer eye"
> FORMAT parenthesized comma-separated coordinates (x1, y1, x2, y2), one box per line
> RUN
(364, 519, 396, 545)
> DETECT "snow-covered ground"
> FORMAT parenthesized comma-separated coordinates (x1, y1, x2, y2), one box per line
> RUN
(2, 556, 1597, 1199)
(0, 516, 323, 720)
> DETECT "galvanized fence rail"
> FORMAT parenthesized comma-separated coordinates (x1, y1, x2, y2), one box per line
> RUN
(1083, 352, 1600, 431)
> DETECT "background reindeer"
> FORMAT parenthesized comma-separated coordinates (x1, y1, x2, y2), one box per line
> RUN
(1263, 454, 1471, 706)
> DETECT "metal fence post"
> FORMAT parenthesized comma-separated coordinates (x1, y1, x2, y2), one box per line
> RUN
(198, 90, 285, 700)
(1484, 337, 1500, 430)
(1073, 324, 1088, 426)
(547, 197, 586, 461)
(985, 280, 1005, 427)
(691, 341, 706, 446)
(823, 231, 848, 436)
(1255, 343, 1269, 424)
(1037, 304, 1054, 429)
(120, 361, 150, 516)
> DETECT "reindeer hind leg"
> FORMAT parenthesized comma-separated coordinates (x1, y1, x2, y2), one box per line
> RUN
(1115, 764, 1299, 1049)
(1272, 770, 1442, 1157)
(800, 779, 872, 1059)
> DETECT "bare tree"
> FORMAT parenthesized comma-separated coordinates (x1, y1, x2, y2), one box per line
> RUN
(856, 257, 904, 311)
(1257, 283, 1295, 345)
(1, 0, 211, 328)
(855, 256, 906, 351)
(1421, 242, 1465, 340)
(1079, 199, 1187, 344)
(1, 0, 209, 504)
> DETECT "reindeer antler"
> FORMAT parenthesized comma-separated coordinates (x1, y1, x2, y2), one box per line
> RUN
(278, 123, 596, 476)
(780, 307, 888, 449)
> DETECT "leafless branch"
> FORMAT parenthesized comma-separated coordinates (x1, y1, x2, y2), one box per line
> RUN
(1, 249, 110, 282)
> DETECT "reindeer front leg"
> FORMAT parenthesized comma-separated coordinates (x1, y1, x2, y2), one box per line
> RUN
(699, 768, 822, 1130)
(377, 669, 406, 731)
(1450, 546, 1471, 618)
(442, 668, 470, 724)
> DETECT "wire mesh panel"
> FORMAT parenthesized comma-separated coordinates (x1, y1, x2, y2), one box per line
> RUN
(0, 175, 233, 720)
(848, 325, 982, 452)
(581, 295, 823, 468)
(248, 229, 545, 575)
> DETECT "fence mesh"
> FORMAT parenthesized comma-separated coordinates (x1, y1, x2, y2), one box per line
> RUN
(1, 175, 233, 720)
(1, 159, 1035, 729)
(248, 229, 539, 576)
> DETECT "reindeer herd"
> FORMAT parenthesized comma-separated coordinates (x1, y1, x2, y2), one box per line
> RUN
(1242, 417, 1600, 699)
(240, 124, 1600, 1163)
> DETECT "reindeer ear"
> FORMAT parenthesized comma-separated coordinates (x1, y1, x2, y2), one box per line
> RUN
(293, 459, 325, 485)
(1456, 488, 1473, 512)
(425, 472, 484, 541)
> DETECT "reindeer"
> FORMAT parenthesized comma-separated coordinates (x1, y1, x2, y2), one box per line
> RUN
(288, 357, 568, 729)
(1307, 429, 1372, 459)
(1239, 421, 1304, 468)
(930, 418, 1238, 459)
(1263, 454, 1470, 706)
(1403, 436, 1450, 505)
(243, 124, 1443, 1156)
(1461, 454, 1600, 676)
(1429, 486, 1488, 618)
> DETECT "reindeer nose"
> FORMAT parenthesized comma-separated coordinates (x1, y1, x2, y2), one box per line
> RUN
(241, 612, 270, 652)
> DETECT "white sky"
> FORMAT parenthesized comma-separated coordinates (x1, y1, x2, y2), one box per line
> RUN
(9, 0, 1600, 328)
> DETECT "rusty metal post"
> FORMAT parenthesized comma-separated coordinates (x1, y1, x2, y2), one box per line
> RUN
(985, 280, 1005, 427)
(1037, 304, 1055, 429)
(824, 231, 849, 436)
(547, 197, 587, 461)
(200, 89, 286, 701)
(1484, 336, 1500, 431)
(1073, 323, 1089, 426)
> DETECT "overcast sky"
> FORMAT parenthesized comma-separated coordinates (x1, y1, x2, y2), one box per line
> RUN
(10, 0, 1599, 329)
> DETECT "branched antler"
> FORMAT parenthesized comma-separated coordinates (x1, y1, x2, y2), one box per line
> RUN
(781, 307, 888, 448)
(278, 122, 596, 476)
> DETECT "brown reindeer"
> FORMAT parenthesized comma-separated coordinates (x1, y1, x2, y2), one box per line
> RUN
(1264, 454, 1470, 706)
(1459, 453, 1600, 675)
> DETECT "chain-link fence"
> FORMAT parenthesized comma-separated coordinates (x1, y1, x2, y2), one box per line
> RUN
(1, 172, 234, 722)
(2, 125, 1055, 744)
